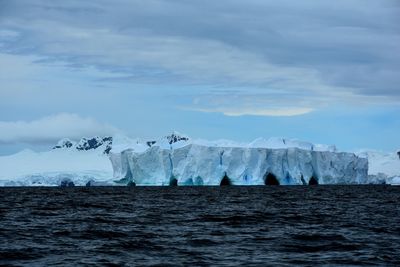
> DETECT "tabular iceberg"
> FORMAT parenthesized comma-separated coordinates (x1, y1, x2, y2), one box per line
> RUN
(110, 141, 368, 186)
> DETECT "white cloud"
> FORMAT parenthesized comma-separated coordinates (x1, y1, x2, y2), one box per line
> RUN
(0, 113, 121, 144)
(185, 107, 313, 117)
(180, 91, 319, 117)
(221, 107, 313, 117)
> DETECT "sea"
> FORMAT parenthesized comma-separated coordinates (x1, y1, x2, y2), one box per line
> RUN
(1, 185, 399, 266)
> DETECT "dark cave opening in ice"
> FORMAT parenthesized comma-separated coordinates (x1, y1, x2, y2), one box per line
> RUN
(309, 176, 319, 185)
(264, 173, 280, 185)
(169, 177, 178, 186)
(220, 173, 232, 186)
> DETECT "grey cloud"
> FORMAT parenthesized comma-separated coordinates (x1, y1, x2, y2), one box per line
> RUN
(1, 0, 399, 103)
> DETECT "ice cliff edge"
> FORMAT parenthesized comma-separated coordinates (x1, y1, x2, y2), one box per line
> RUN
(110, 142, 368, 186)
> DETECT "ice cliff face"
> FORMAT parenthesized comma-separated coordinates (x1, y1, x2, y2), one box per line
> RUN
(110, 143, 368, 186)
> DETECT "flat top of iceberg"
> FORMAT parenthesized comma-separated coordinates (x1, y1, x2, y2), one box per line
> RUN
(113, 132, 338, 153)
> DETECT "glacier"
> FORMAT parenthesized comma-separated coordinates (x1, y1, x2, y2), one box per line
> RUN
(0, 132, 399, 186)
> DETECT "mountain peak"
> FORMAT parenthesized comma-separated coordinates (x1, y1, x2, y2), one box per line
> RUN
(53, 136, 113, 154)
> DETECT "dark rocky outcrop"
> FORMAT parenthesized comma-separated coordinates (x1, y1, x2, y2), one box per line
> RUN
(166, 133, 189, 145)
(53, 136, 113, 154)
(53, 139, 74, 149)
(146, 141, 157, 147)
(76, 137, 111, 151)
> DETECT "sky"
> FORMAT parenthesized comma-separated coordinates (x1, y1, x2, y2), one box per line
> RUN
(0, 0, 399, 155)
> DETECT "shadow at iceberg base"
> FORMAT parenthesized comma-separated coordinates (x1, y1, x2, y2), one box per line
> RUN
(117, 173, 322, 186)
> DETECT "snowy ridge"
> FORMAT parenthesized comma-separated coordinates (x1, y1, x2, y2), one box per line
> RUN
(119, 132, 337, 152)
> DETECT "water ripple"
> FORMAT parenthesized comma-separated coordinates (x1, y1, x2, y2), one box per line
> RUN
(0, 185, 399, 266)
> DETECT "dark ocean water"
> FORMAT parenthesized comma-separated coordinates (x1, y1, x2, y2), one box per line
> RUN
(1, 186, 400, 266)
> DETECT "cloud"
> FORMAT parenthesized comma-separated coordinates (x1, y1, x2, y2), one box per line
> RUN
(0, 0, 399, 102)
(187, 107, 313, 117)
(0, 113, 121, 144)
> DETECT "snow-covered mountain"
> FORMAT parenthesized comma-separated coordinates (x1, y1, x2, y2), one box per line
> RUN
(0, 136, 114, 186)
(53, 136, 113, 154)
(0, 132, 398, 186)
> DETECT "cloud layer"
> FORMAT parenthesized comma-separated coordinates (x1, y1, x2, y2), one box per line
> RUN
(0, 113, 120, 144)
(0, 0, 399, 116)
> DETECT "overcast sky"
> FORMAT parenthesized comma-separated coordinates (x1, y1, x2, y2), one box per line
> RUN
(0, 0, 399, 154)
